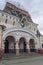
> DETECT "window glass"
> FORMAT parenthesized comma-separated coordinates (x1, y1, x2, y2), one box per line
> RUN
(42, 44, 43, 48)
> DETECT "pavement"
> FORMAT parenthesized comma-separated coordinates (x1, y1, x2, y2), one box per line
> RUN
(0, 53, 43, 65)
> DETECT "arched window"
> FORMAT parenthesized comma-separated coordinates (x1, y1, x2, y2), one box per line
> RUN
(42, 44, 43, 48)
(21, 20, 25, 27)
(21, 18, 26, 28)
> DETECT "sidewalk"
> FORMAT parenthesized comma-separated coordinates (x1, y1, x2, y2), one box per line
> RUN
(0, 53, 43, 65)
(2, 52, 43, 60)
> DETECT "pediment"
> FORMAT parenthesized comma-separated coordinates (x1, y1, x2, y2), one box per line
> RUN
(4, 2, 29, 16)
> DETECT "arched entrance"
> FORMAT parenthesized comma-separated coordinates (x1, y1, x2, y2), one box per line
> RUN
(4, 36, 16, 53)
(4, 40, 9, 53)
(29, 39, 35, 52)
(19, 37, 27, 53)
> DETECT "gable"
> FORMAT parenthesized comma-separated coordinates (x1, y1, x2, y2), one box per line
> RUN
(4, 2, 29, 16)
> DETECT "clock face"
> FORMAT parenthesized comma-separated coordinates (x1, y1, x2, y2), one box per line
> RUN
(21, 21, 25, 28)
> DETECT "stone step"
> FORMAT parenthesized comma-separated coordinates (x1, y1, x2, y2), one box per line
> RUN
(2, 53, 41, 60)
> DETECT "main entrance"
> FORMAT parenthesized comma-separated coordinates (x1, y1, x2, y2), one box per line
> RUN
(29, 39, 35, 52)
(19, 37, 27, 53)
(4, 36, 16, 53)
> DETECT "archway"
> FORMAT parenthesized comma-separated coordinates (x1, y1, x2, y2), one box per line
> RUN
(4, 36, 16, 53)
(29, 39, 35, 52)
(19, 37, 27, 53)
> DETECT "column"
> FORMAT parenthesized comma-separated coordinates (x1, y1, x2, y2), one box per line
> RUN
(15, 41, 19, 56)
(26, 43, 30, 54)
(0, 26, 3, 58)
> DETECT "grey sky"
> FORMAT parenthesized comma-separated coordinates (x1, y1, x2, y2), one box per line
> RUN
(0, 0, 43, 34)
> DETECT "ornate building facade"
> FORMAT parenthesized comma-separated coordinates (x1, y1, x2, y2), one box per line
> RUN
(0, 2, 42, 57)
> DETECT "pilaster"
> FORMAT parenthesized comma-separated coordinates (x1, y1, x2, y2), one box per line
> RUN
(26, 42, 30, 54)
(15, 41, 19, 56)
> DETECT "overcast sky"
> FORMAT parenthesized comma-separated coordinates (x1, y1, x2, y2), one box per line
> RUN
(0, 0, 43, 34)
